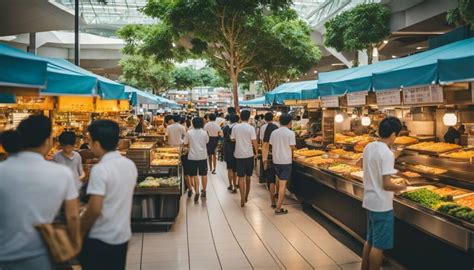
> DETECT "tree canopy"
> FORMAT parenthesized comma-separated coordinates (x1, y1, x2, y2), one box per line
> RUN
(324, 3, 391, 65)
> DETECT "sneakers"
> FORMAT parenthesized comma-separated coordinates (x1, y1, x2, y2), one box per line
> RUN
(201, 190, 207, 198)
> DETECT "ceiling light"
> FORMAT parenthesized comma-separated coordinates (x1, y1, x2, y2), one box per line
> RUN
(383, 40, 388, 44)
(361, 116, 371, 126)
(335, 113, 344, 123)
(443, 113, 457, 126)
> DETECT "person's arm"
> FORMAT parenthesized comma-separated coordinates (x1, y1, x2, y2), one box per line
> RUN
(383, 175, 406, 192)
(80, 195, 104, 238)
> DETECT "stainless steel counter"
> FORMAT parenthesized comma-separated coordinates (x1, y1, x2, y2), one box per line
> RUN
(293, 161, 474, 252)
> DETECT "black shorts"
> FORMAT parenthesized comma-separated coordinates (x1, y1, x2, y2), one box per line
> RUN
(265, 160, 276, 184)
(188, 159, 208, 176)
(235, 157, 254, 177)
(273, 163, 292, 180)
(207, 137, 219, 156)
(181, 154, 190, 176)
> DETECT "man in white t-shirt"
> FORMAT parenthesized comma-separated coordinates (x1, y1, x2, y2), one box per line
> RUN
(80, 120, 138, 270)
(184, 117, 210, 202)
(204, 113, 222, 174)
(361, 117, 407, 270)
(269, 113, 296, 215)
(231, 110, 258, 207)
(166, 114, 187, 146)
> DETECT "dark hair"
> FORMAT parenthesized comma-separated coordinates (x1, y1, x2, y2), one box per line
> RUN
(240, 110, 251, 121)
(280, 113, 292, 126)
(173, 114, 181, 123)
(58, 131, 76, 146)
(88, 120, 120, 151)
(164, 115, 173, 124)
(1, 115, 52, 154)
(378, 117, 402, 138)
(227, 107, 236, 115)
(209, 113, 217, 121)
(192, 117, 204, 129)
(229, 114, 240, 124)
(264, 112, 274, 122)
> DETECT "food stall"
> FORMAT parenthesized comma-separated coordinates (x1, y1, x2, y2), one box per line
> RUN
(291, 37, 474, 269)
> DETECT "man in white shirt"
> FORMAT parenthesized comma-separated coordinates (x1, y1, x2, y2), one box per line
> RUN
(80, 120, 138, 270)
(184, 117, 210, 202)
(204, 113, 222, 174)
(361, 117, 406, 270)
(166, 114, 187, 146)
(269, 113, 296, 215)
(231, 110, 258, 207)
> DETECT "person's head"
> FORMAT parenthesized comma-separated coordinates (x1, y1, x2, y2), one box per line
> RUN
(229, 114, 240, 124)
(0, 115, 53, 155)
(173, 114, 181, 124)
(58, 131, 77, 154)
(165, 114, 174, 125)
(279, 113, 292, 127)
(378, 116, 402, 145)
(209, 113, 217, 121)
(192, 117, 204, 129)
(264, 112, 274, 122)
(88, 120, 120, 157)
(227, 107, 236, 115)
(240, 110, 251, 122)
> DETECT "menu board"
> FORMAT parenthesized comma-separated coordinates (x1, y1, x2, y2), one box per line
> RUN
(403, 85, 444, 105)
(346, 91, 367, 107)
(323, 116, 335, 144)
(321, 96, 339, 108)
(57, 96, 94, 112)
(376, 89, 401, 106)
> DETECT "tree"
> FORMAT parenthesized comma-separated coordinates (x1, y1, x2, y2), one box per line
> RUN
(119, 54, 173, 94)
(324, 3, 391, 65)
(138, 0, 292, 111)
(447, 0, 474, 29)
(250, 10, 321, 91)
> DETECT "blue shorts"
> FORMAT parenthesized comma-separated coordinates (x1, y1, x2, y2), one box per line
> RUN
(366, 210, 394, 250)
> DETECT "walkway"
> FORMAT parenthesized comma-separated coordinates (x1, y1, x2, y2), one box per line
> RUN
(126, 162, 363, 270)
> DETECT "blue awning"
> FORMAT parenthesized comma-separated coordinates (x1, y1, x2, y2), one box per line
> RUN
(125, 86, 162, 106)
(0, 44, 48, 89)
(265, 80, 318, 104)
(240, 96, 266, 106)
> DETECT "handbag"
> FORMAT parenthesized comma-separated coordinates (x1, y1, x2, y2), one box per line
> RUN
(35, 223, 81, 263)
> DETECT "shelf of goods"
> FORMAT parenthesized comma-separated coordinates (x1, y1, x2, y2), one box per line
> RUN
(291, 147, 474, 270)
(128, 144, 183, 231)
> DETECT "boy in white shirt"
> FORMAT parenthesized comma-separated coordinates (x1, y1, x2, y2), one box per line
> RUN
(184, 117, 210, 202)
(269, 113, 296, 215)
(204, 113, 222, 174)
(231, 110, 258, 207)
(80, 120, 138, 270)
(361, 117, 407, 270)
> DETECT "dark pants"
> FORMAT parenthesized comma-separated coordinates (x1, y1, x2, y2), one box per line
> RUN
(79, 238, 128, 270)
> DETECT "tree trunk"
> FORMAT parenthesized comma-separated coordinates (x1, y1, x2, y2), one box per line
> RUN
(231, 74, 240, 113)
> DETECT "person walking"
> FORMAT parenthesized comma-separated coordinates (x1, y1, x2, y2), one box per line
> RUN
(269, 114, 296, 215)
(184, 117, 209, 202)
(222, 114, 240, 193)
(0, 115, 80, 270)
(204, 113, 222, 174)
(261, 112, 280, 209)
(361, 117, 407, 270)
(231, 110, 258, 207)
(79, 120, 138, 270)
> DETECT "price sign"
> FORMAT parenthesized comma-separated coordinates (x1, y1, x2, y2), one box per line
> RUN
(403, 85, 444, 105)
(346, 91, 367, 106)
(376, 89, 401, 106)
(321, 96, 339, 108)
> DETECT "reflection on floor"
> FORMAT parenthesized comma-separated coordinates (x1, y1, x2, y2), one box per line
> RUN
(127, 162, 369, 270)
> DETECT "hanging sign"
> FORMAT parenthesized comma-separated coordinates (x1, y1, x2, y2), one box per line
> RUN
(57, 96, 94, 112)
(346, 91, 367, 107)
(403, 84, 444, 105)
(376, 89, 401, 106)
(321, 96, 339, 108)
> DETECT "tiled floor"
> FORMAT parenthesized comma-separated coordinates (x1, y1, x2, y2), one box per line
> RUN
(127, 162, 363, 270)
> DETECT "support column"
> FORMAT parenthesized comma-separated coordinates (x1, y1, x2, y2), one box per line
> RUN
(27, 32, 36, 54)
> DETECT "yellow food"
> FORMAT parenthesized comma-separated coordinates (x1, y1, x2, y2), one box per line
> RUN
(407, 142, 461, 153)
(294, 148, 325, 157)
(411, 164, 447, 175)
(394, 136, 418, 145)
(432, 187, 468, 197)
(442, 150, 474, 160)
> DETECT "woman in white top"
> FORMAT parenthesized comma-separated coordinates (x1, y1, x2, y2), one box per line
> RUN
(0, 115, 80, 270)
(184, 117, 209, 202)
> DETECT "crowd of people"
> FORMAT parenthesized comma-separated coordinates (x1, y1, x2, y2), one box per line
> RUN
(0, 106, 406, 270)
